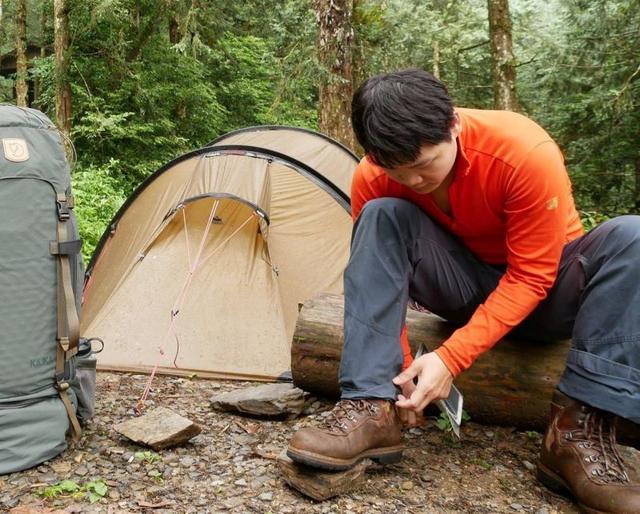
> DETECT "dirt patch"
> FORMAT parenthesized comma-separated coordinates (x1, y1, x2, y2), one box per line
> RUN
(0, 372, 592, 513)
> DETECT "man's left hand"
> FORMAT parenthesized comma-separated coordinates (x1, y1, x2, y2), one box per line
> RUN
(393, 352, 453, 412)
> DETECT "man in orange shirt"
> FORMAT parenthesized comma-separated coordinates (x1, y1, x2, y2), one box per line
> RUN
(287, 69, 640, 513)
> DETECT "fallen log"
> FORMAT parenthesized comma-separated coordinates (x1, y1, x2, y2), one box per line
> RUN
(291, 294, 638, 447)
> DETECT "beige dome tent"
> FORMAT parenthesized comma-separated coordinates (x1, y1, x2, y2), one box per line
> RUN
(82, 127, 359, 380)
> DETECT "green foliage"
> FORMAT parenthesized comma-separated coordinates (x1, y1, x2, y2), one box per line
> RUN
(72, 160, 128, 262)
(355, 0, 493, 107)
(85, 480, 109, 503)
(1, 0, 637, 259)
(516, 0, 640, 215)
(435, 409, 471, 434)
(471, 457, 492, 470)
(134, 450, 162, 463)
(40, 479, 82, 499)
(580, 210, 612, 233)
(39, 478, 108, 504)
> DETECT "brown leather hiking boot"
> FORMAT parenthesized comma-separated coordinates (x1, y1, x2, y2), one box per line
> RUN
(537, 391, 640, 514)
(287, 399, 404, 471)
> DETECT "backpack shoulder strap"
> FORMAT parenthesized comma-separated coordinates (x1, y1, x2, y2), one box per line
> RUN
(50, 192, 82, 442)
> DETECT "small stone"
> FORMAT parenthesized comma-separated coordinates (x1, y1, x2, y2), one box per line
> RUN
(250, 475, 270, 489)
(234, 478, 247, 486)
(50, 461, 72, 474)
(485, 431, 495, 438)
(536, 509, 549, 514)
(180, 456, 195, 467)
(259, 492, 273, 501)
(223, 497, 245, 508)
(420, 473, 434, 483)
(114, 407, 201, 450)
(510, 503, 523, 511)
(210, 383, 307, 418)
(401, 481, 414, 491)
(522, 460, 535, 471)
(74, 465, 88, 476)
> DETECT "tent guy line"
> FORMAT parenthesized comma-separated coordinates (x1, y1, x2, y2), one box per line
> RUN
(136, 199, 259, 413)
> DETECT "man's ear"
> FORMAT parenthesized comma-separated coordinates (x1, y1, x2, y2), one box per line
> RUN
(450, 113, 461, 139)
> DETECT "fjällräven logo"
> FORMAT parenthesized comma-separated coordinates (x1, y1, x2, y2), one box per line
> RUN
(2, 138, 30, 162)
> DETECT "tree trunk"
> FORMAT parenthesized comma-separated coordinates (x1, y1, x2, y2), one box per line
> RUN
(314, 0, 356, 151)
(169, 16, 180, 44)
(432, 40, 440, 79)
(33, 2, 48, 108)
(291, 294, 639, 446)
(351, 0, 364, 89)
(15, 0, 28, 106)
(487, 0, 519, 111)
(635, 156, 640, 212)
(54, 0, 72, 161)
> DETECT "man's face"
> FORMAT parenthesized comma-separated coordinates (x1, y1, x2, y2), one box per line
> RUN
(382, 116, 461, 194)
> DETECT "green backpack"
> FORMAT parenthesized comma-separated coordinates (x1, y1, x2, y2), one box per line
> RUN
(0, 105, 92, 474)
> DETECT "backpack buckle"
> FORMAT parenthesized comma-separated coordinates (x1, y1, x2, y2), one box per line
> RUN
(55, 379, 70, 392)
(56, 199, 70, 221)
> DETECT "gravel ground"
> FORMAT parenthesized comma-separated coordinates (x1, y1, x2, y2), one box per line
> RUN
(2, 372, 637, 514)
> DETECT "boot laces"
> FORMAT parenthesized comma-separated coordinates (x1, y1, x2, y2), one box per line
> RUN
(566, 409, 629, 483)
(323, 399, 380, 433)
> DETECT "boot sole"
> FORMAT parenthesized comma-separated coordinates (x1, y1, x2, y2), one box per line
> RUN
(536, 462, 608, 514)
(287, 444, 404, 471)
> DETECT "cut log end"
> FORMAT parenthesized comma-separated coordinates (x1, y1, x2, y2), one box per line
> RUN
(277, 451, 371, 501)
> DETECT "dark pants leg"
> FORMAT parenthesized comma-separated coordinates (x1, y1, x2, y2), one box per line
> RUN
(340, 198, 640, 423)
(340, 198, 503, 400)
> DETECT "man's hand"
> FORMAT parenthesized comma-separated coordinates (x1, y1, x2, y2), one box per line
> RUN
(393, 352, 453, 413)
(396, 378, 426, 428)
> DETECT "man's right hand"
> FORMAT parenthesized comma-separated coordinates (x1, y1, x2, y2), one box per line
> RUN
(393, 352, 453, 413)
(396, 378, 426, 428)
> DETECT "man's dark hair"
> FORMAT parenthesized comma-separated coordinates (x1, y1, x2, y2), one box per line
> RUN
(351, 68, 455, 168)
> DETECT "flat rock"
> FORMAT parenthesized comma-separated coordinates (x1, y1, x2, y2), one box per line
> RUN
(277, 451, 371, 501)
(114, 407, 201, 450)
(210, 383, 307, 418)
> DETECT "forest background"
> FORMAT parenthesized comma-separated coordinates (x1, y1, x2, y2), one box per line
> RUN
(1, 0, 639, 262)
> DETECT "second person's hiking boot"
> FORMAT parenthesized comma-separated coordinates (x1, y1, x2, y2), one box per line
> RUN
(537, 391, 640, 514)
(287, 398, 404, 471)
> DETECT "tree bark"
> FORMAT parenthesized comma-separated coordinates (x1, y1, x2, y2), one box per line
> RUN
(291, 294, 639, 446)
(314, 0, 356, 151)
(432, 40, 440, 80)
(635, 156, 640, 212)
(54, 0, 72, 160)
(487, 0, 519, 111)
(15, 0, 28, 106)
(169, 17, 180, 44)
(33, 3, 48, 109)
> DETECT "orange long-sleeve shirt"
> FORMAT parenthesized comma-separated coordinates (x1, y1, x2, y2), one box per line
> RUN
(351, 108, 584, 377)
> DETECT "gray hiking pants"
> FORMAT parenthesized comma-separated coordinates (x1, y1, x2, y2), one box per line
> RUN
(340, 198, 640, 423)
